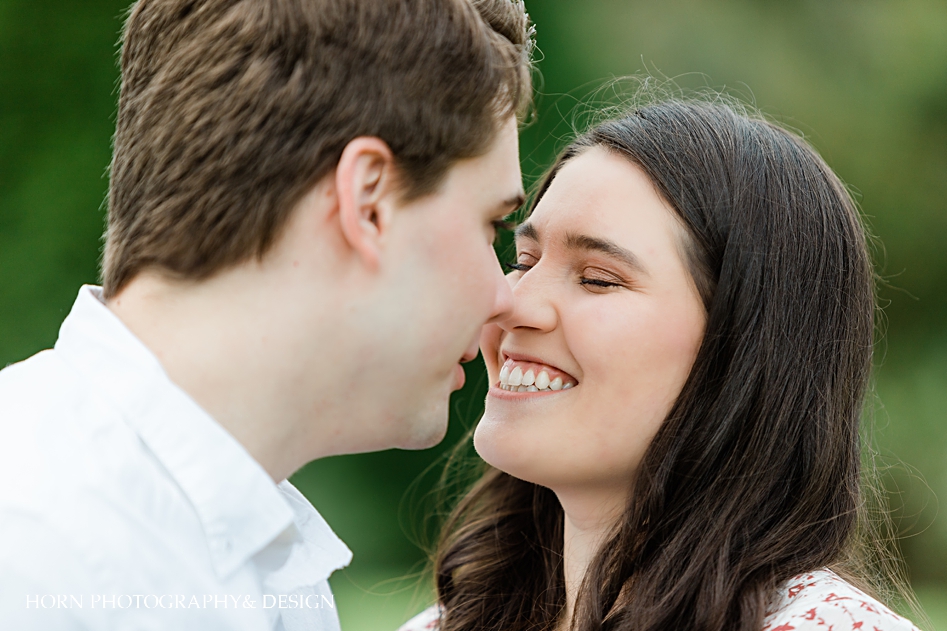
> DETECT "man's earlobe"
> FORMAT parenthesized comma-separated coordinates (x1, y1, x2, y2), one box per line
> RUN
(336, 137, 397, 269)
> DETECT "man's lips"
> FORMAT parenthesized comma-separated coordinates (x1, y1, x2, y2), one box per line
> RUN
(452, 348, 479, 392)
(453, 363, 466, 391)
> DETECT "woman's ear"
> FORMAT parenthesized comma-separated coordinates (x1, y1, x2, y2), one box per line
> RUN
(335, 137, 398, 270)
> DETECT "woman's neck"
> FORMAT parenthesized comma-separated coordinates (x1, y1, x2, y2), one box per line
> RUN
(556, 486, 628, 629)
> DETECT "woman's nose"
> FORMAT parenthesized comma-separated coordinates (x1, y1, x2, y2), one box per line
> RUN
(497, 266, 558, 333)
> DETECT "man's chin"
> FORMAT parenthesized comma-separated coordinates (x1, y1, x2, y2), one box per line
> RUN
(398, 407, 450, 451)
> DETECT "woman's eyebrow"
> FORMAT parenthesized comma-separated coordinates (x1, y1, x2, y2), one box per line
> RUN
(514, 221, 539, 242)
(514, 222, 649, 276)
(565, 232, 650, 277)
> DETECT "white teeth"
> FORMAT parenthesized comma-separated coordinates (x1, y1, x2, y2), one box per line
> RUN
(496, 362, 576, 393)
(499, 364, 510, 385)
(535, 370, 550, 390)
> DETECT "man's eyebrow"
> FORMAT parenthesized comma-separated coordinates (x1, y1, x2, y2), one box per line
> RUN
(513, 223, 649, 276)
(500, 193, 526, 213)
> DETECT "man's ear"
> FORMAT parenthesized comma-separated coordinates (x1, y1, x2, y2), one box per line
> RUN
(335, 137, 398, 270)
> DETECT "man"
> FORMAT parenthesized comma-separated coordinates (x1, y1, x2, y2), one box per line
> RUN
(0, 0, 533, 628)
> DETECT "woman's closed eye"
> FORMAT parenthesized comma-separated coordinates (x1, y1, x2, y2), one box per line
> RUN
(579, 268, 627, 290)
(504, 256, 628, 290)
(580, 277, 622, 289)
(504, 261, 532, 273)
(504, 251, 538, 273)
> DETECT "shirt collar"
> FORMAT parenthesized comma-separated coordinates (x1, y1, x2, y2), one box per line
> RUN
(53, 285, 305, 579)
(264, 481, 353, 593)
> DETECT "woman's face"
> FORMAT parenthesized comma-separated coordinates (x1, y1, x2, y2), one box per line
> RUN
(474, 147, 707, 497)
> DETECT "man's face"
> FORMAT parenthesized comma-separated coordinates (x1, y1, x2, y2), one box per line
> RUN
(366, 117, 523, 450)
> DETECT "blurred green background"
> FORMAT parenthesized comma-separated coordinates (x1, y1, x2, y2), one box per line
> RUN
(1, 0, 945, 627)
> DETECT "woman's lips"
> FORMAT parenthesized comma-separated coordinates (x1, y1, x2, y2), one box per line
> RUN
(496, 357, 578, 392)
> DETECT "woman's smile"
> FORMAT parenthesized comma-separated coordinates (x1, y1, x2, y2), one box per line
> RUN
(493, 351, 579, 395)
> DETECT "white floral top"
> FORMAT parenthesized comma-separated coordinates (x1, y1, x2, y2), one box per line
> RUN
(398, 569, 920, 631)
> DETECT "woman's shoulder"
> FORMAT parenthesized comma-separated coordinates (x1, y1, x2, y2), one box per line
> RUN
(763, 569, 920, 631)
(398, 605, 442, 631)
(396, 572, 920, 631)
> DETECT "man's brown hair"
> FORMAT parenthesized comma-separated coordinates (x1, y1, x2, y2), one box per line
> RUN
(103, 0, 534, 298)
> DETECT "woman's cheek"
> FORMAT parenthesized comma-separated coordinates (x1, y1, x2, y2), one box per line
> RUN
(479, 324, 503, 372)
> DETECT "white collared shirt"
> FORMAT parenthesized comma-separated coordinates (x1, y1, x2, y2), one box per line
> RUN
(0, 286, 352, 630)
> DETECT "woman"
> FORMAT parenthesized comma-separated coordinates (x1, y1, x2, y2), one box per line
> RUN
(402, 98, 922, 631)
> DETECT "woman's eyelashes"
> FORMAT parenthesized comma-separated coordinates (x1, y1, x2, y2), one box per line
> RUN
(503, 250, 538, 273)
(580, 275, 623, 289)
(503, 254, 629, 290)
(578, 266, 628, 290)
(503, 261, 532, 272)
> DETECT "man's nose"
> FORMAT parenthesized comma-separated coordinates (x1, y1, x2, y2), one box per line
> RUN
(485, 262, 514, 325)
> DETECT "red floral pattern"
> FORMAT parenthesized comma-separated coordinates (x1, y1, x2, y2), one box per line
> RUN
(399, 605, 441, 631)
(762, 569, 919, 631)
(399, 569, 919, 631)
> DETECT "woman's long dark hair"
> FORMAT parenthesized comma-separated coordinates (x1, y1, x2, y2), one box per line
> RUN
(433, 98, 905, 631)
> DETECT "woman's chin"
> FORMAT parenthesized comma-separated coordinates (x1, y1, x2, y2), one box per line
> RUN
(473, 417, 546, 485)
